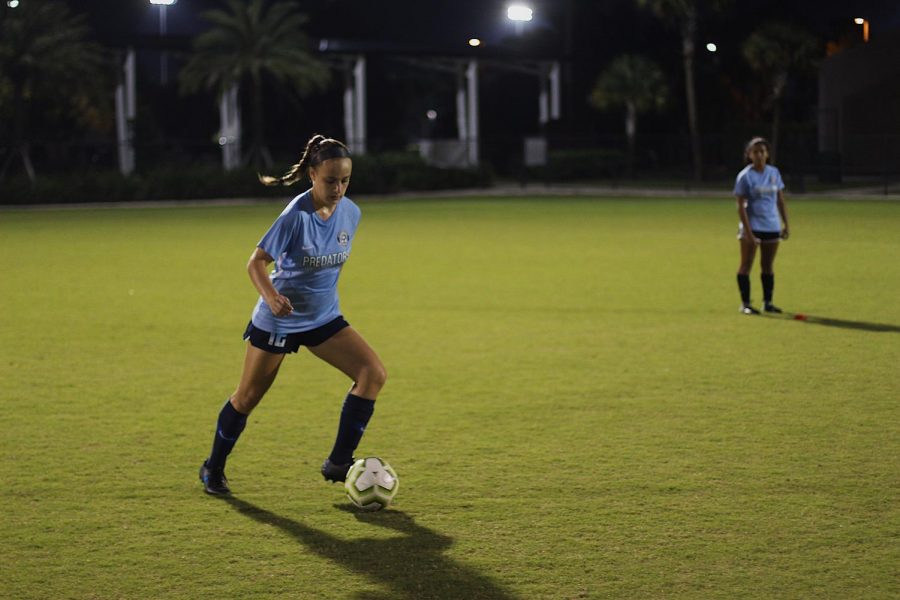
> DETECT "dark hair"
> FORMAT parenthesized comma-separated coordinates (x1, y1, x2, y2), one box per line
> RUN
(744, 136, 770, 162)
(258, 134, 351, 186)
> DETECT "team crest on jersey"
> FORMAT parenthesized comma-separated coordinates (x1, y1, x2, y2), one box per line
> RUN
(337, 231, 350, 247)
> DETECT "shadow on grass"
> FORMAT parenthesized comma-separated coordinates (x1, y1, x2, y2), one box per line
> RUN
(764, 312, 900, 333)
(224, 496, 518, 600)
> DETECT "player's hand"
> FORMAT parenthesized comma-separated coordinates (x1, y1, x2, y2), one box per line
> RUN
(781, 226, 790, 241)
(267, 293, 294, 317)
(742, 230, 759, 245)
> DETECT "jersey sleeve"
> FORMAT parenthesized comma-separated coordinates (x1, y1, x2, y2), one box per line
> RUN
(351, 199, 362, 231)
(257, 208, 300, 260)
(773, 167, 785, 191)
(733, 171, 750, 198)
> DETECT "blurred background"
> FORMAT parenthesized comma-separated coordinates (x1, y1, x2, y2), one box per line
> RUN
(1, 0, 899, 202)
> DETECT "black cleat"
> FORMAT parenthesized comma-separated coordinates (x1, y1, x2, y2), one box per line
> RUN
(199, 460, 231, 496)
(764, 303, 783, 313)
(740, 304, 760, 315)
(321, 458, 354, 483)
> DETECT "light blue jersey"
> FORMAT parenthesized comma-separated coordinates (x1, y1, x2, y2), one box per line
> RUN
(733, 164, 784, 232)
(250, 190, 361, 333)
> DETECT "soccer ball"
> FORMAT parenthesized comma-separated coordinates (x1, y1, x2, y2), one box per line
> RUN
(344, 457, 399, 511)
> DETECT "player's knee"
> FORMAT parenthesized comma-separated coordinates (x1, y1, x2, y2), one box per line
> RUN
(374, 364, 387, 388)
(231, 390, 264, 413)
(360, 363, 387, 392)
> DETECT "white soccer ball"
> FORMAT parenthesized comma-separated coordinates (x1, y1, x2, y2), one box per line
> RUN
(344, 457, 399, 511)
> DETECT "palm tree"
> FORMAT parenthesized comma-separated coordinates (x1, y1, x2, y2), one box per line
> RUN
(589, 55, 667, 177)
(180, 0, 329, 169)
(636, 0, 730, 181)
(0, 2, 107, 182)
(743, 22, 819, 162)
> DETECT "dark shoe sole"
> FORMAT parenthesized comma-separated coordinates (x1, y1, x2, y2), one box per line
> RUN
(321, 459, 353, 483)
(199, 462, 231, 496)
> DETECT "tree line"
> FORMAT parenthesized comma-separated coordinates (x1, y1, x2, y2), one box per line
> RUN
(1, 0, 821, 184)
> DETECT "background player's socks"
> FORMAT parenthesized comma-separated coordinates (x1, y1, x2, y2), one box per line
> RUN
(761, 273, 774, 305)
(737, 274, 751, 305)
(328, 393, 375, 465)
(207, 399, 248, 470)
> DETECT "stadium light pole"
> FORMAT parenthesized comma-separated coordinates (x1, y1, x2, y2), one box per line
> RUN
(854, 18, 870, 42)
(150, 0, 177, 85)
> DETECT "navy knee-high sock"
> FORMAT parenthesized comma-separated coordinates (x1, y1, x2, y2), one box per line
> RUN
(328, 393, 375, 465)
(206, 399, 248, 470)
(761, 273, 774, 304)
(737, 273, 751, 305)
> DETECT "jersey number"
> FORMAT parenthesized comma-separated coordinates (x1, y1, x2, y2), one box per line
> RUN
(268, 332, 287, 348)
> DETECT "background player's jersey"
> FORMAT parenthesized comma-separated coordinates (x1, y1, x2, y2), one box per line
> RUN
(733, 164, 784, 232)
(251, 190, 361, 333)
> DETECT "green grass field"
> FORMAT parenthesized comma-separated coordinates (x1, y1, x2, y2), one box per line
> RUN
(1, 195, 898, 599)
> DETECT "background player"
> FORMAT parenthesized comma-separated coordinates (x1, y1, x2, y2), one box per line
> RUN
(733, 136, 790, 315)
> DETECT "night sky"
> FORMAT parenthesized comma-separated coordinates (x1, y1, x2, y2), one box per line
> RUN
(45, 0, 900, 164)
(65, 0, 900, 52)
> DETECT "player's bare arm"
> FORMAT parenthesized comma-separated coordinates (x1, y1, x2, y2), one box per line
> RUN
(247, 247, 293, 316)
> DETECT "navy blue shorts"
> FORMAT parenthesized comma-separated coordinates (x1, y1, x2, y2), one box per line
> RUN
(737, 226, 782, 242)
(754, 230, 782, 241)
(242, 317, 350, 354)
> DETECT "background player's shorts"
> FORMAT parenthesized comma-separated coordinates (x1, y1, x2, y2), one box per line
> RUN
(737, 224, 781, 243)
(242, 317, 350, 354)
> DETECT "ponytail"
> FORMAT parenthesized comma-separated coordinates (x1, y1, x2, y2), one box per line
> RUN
(258, 134, 350, 187)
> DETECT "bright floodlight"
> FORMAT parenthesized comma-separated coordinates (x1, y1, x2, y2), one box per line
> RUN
(8, 0, 20, 7)
(507, 4, 533, 22)
(150, 0, 177, 5)
(854, 17, 870, 42)
(468, 38, 482, 47)
(706, 43, 717, 52)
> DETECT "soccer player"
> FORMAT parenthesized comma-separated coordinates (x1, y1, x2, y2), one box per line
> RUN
(199, 134, 386, 495)
(733, 136, 790, 315)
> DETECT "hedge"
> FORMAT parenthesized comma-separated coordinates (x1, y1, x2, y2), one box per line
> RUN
(0, 152, 493, 205)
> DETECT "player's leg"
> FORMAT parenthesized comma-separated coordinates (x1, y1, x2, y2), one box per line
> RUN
(737, 235, 758, 314)
(308, 326, 387, 482)
(201, 344, 285, 495)
(760, 240, 781, 312)
(230, 343, 286, 414)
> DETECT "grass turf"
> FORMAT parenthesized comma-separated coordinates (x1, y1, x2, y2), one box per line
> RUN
(1, 195, 898, 599)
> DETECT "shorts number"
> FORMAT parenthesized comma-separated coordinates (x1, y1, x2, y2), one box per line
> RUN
(268, 332, 287, 348)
